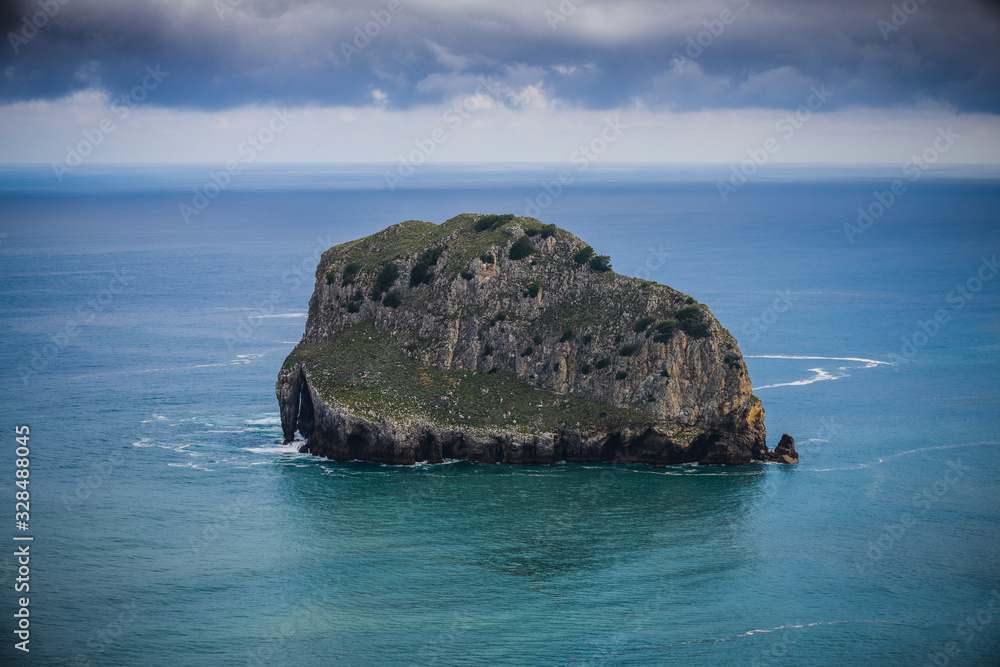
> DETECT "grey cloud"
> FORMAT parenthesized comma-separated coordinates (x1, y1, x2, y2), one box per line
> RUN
(0, 0, 997, 113)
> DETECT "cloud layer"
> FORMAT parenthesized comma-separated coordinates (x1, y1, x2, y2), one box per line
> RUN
(2, 0, 998, 113)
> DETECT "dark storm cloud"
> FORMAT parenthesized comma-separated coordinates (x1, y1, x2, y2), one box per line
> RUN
(1, 0, 998, 112)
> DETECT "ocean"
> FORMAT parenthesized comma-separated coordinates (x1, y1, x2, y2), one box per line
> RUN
(1, 164, 998, 665)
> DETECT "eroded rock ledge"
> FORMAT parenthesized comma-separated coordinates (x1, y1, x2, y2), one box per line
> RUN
(276, 214, 795, 466)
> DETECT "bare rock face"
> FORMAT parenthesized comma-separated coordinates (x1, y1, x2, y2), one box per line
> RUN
(276, 214, 791, 466)
(767, 433, 799, 464)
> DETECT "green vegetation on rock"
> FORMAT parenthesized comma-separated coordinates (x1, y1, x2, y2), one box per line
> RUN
(653, 319, 678, 343)
(372, 262, 399, 299)
(634, 316, 656, 332)
(410, 246, 444, 286)
(589, 254, 612, 272)
(676, 305, 710, 338)
(509, 236, 533, 260)
(573, 246, 595, 264)
(474, 213, 515, 232)
(383, 289, 403, 308)
(283, 321, 645, 434)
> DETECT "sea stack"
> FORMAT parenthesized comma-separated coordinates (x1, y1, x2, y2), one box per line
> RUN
(276, 214, 792, 465)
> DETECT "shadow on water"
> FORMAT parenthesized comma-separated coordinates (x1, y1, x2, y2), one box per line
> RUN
(272, 459, 771, 582)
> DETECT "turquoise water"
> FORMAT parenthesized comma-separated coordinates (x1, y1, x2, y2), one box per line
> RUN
(1, 165, 998, 665)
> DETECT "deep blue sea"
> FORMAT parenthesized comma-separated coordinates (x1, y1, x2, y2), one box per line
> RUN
(1, 164, 998, 666)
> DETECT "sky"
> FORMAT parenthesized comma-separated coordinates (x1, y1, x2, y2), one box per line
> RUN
(1, 0, 999, 164)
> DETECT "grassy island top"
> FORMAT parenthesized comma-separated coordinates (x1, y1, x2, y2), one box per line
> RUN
(323, 213, 596, 279)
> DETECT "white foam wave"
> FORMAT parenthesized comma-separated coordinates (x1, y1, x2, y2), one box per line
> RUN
(255, 312, 307, 319)
(749, 355, 891, 390)
(569, 618, 912, 662)
(756, 367, 842, 390)
(244, 439, 304, 455)
(167, 461, 213, 472)
(245, 416, 281, 426)
(810, 440, 999, 472)
(746, 354, 891, 367)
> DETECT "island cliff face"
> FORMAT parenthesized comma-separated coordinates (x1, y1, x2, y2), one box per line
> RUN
(277, 214, 795, 465)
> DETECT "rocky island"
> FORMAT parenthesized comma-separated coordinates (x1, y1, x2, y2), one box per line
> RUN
(276, 214, 796, 466)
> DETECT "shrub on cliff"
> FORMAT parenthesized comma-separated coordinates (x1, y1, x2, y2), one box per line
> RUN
(410, 262, 433, 286)
(474, 213, 514, 232)
(634, 316, 656, 333)
(509, 236, 533, 260)
(382, 289, 403, 308)
(653, 319, 678, 343)
(573, 246, 595, 264)
(341, 262, 361, 286)
(619, 343, 638, 356)
(372, 262, 399, 299)
(589, 254, 612, 272)
(524, 279, 541, 298)
(410, 247, 443, 286)
(676, 305, 709, 338)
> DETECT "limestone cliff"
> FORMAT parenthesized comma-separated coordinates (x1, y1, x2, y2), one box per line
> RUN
(277, 213, 791, 465)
